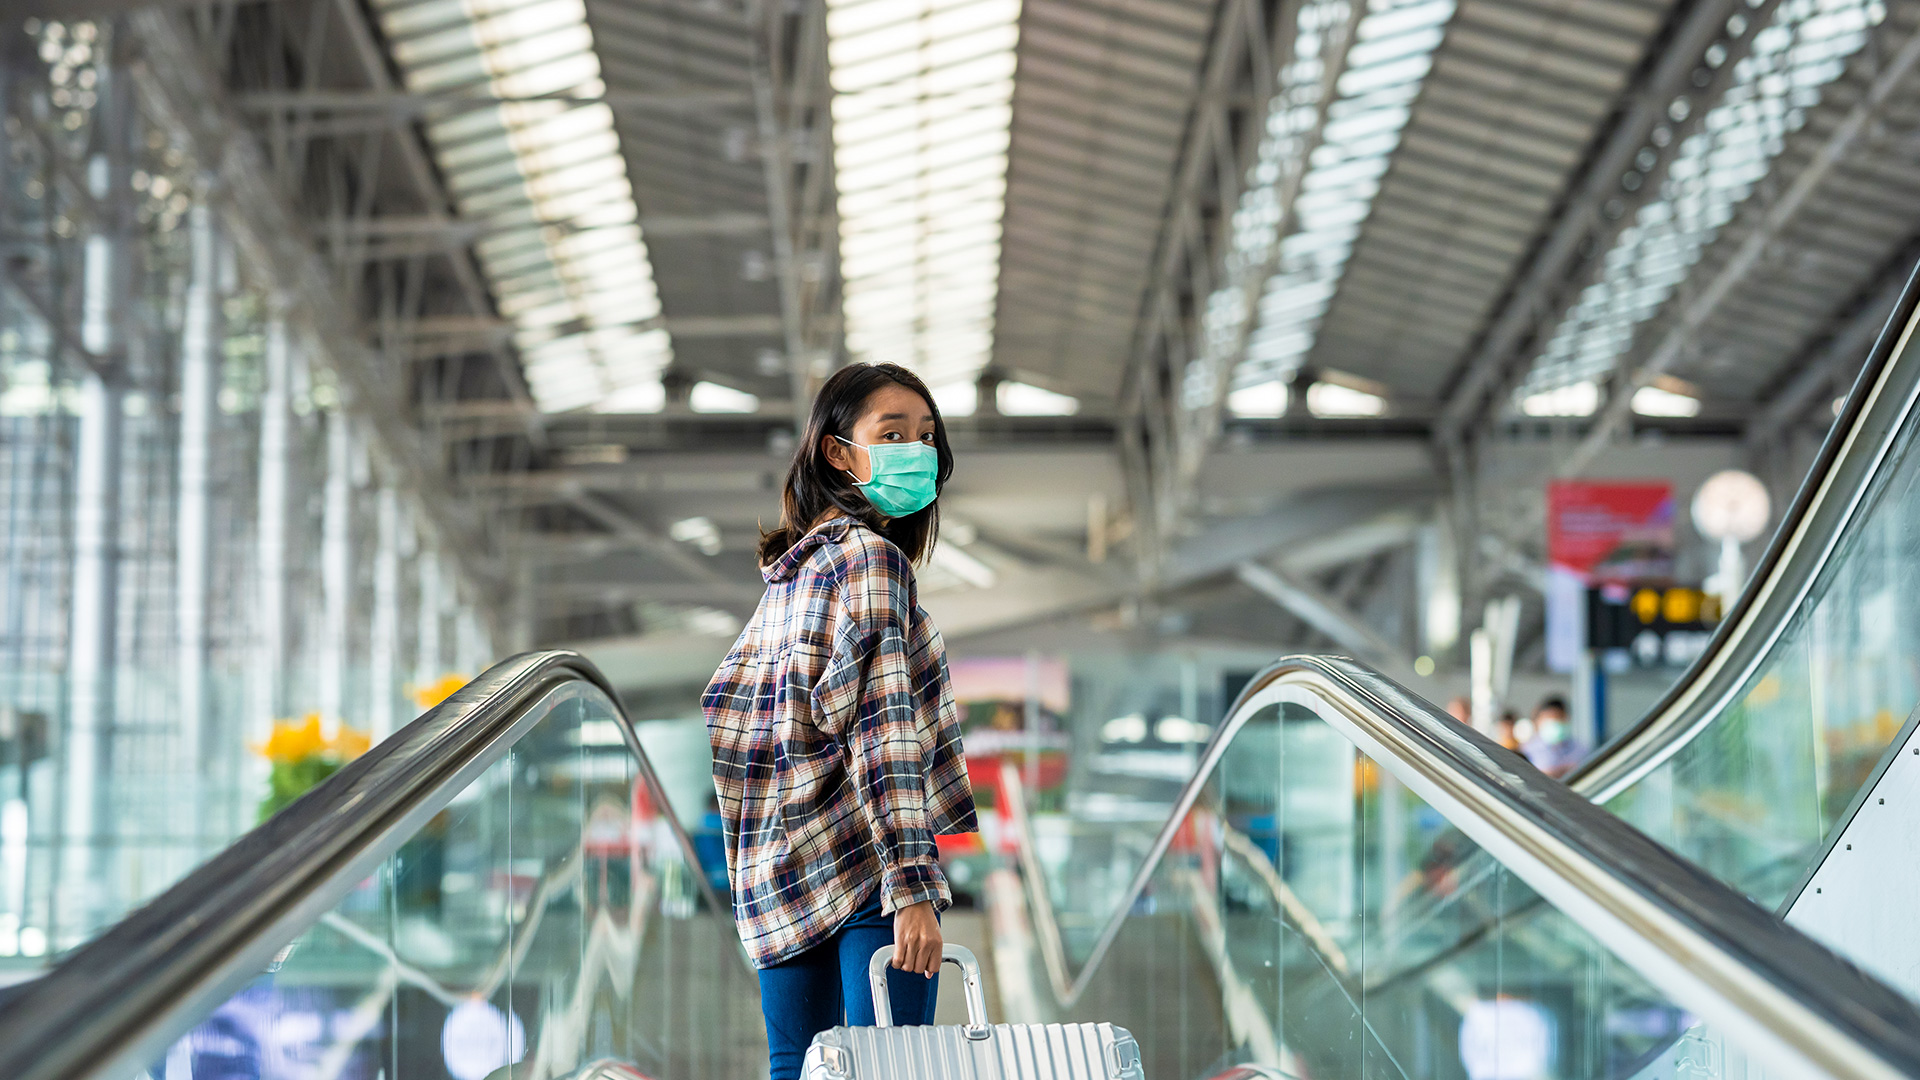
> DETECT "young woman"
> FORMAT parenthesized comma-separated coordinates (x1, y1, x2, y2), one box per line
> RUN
(702, 362, 979, 1080)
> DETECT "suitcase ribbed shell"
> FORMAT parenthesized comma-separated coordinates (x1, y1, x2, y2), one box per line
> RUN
(807, 1021, 1146, 1080)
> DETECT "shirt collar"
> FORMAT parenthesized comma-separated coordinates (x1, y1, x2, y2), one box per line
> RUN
(762, 516, 855, 583)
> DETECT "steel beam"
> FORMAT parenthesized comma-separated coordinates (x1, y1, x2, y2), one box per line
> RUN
(1145, 0, 1363, 554)
(319, 413, 355, 734)
(306, 0, 543, 434)
(60, 79, 131, 943)
(251, 313, 293, 789)
(1432, 0, 1778, 445)
(129, 10, 505, 605)
(1235, 561, 1413, 672)
(369, 488, 401, 741)
(395, 313, 783, 339)
(233, 88, 754, 115)
(1747, 251, 1920, 449)
(1560, 26, 1920, 478)
(318, 210, 772, 243)
(560, 491, 761, 602)
(175, 204, 220, 825)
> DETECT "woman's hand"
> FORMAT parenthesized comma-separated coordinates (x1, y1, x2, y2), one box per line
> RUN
(891, 901, 942, 977)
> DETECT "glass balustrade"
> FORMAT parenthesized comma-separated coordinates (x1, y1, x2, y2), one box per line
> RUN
(120, 678, 761, 1080)
(1014, 700, 1832, 1080)
(1600, 400, 1920, 907)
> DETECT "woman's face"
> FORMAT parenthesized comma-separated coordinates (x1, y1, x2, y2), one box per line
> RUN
(822, 383, 936, 483)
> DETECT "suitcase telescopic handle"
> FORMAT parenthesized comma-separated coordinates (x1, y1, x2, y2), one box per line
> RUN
(868, 944, 991, 1039)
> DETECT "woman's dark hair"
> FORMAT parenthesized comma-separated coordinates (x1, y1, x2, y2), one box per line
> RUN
(758, 362, 954, 566)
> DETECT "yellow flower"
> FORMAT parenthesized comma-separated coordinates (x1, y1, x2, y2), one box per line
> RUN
(330, 726, 372, 761)
(255, 714, 327, 764)
(411, 673, 469, 709)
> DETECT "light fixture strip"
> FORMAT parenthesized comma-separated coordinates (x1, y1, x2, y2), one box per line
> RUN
(825, 0, 1023, 395)
(1230, 0, 1456, 393)
(1517, 0, 1884, 403)
(372, 0, 675, 414)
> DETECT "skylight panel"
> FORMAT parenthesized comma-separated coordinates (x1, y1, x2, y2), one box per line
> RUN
(1518, 0, 1883, 403)
(690, 382, 761, 414)
(1520, 380, 1600, 417)
(1228, 0, 1451, 395)
(1306, 381, 1387, 417)
(997, 381, 1079, 416)
(1228, 381, 1291, 418)
(370, 0, 673, 414)
(826, 0, 1022, 404)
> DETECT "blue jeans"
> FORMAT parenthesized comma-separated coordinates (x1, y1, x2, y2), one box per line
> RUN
(757, 887, 940, 1080)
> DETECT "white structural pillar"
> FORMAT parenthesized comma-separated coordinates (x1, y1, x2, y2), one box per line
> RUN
(176, 204, 220, 807)
(456, 604, 486, 678)
(369, 486, 400, 740)
(414, 546, 443, 687)
(252, 315, 292, 735)
(319, 412, 353, 736)
(61, 151, 125, 944)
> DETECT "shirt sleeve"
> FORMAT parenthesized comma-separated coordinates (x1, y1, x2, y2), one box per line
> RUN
(810, 539, 952, 915)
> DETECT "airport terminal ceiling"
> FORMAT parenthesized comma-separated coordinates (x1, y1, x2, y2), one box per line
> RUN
(8, 0, 1920, 665)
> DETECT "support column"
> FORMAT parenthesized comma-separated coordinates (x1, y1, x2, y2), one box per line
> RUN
(176, 203, 220, 814)
(368, 486, 400, 741)
(511, 557, 535, 653)
(414, 546, 442, 688)
(252, 316, 292, 732)
(318, 412, 353, 736)
(455, 604, 485, 677)
(61, 144, 127, 945)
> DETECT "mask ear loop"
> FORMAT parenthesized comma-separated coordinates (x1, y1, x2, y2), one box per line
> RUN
(832, 435, 870, 486)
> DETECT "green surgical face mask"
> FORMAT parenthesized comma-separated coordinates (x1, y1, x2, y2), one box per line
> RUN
(837, 436, 938, 517)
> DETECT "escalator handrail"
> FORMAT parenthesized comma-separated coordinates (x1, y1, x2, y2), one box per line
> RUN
(1022, 654, 1920, 1080)
(1568, 259, 1920, 798)
(0, 649, 736, 1080)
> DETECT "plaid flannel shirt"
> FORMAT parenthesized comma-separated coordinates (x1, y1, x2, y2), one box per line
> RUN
(702, 516, 978, 968)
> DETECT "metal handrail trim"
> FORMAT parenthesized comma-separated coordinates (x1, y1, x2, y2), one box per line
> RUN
(1037, 655, 1920, 1080)
(1570, 260, 1920, 798)
(0, 650, 733, 1080)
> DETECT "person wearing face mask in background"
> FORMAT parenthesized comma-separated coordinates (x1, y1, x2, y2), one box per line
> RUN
(702, 362, 979, 1080)
(1521, 695, 1583, 778)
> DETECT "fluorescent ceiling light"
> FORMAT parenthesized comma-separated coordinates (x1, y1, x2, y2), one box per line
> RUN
(1227, 380, 1291, 418)
(1232, 0, 1456, 387)
(826, 0, 1021, 389)
(931, 381, 979, 418)
(929, 541, 997, 589)
(572, 719, 627, 747)
(1521, 0, 1881, 394)
(1306, 381, 1385, 417)
(689, 381, 760, 414)
(370, 0, 673, 415)
(997, 381, 1079, 416)
(669, 515, 723, 555)
(1631, 384, 1701, 417)
(1520, 381, 1600, 417)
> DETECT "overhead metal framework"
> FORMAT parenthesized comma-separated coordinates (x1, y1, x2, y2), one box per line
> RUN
(43, 0, 1920, 647)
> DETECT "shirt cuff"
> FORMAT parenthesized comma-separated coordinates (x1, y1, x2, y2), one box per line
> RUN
(881, 859, 952, 915)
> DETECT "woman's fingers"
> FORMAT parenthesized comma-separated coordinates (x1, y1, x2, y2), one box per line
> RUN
(892, 900, 943, 976)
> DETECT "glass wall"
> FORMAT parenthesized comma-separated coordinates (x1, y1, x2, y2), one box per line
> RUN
(114, 681, 762, 1080)
(1604, 387, 1920, 909)
(0, 18, 498, 963)
(1018, 700, 1809, 1080)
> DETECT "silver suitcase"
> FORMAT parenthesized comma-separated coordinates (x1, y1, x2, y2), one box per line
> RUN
(803, 944, 1146, 1080)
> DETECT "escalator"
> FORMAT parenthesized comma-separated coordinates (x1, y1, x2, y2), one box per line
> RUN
(9, 276, 1920, 1080)
(7, 651, 1919, 1080)
(0, 652, 763, 1080)
(993, 274, 1920, 1076)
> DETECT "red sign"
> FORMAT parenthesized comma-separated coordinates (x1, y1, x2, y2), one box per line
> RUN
(1546, 481, 1675, 581)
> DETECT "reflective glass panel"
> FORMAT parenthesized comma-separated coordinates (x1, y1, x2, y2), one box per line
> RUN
(123, 682, 761, 1080)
